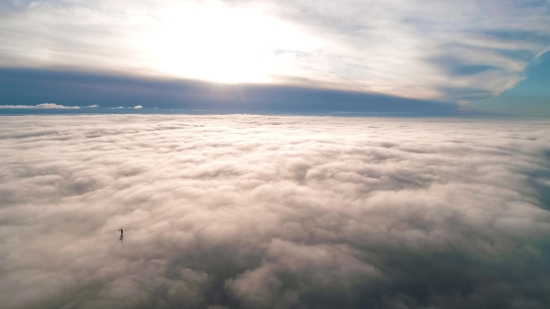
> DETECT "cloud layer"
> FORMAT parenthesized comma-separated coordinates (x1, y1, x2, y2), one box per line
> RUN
(0, 0, 549, 102)
(0, 103, 80, 109)
(0, 103, 98, 109)
(1, 115, 550, 309)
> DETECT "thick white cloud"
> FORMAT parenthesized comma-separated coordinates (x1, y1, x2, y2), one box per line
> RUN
(0, 0, 548, 102)
(0, 115, 550, 309)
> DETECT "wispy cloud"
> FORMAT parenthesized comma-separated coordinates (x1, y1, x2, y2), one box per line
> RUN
(0, 115, 549, 309)
(0, 0, 548, 103)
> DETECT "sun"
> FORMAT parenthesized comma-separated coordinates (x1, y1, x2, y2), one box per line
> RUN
(141, 3, 300, 84)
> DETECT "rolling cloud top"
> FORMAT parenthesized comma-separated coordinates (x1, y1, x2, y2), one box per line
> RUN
(1, 115, 549, 308)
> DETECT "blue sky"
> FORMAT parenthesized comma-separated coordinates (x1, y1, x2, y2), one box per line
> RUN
(0, 0, 549, 115)
(473, 51, 550, 115)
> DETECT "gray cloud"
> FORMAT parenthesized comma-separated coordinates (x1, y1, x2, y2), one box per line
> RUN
(0, 115, 549, 309)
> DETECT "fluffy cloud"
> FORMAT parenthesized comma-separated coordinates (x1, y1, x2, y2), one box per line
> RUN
(0, 103, 81, 109)
(0, 115, 549, 309)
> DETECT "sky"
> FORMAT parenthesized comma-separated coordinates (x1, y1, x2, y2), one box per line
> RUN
(1, 115, 550, 309)
(475, 50, 550, 115)
(0, 0, 549, 115)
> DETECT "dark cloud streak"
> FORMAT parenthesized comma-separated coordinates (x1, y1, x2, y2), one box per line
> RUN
(0, 68, 461, 115)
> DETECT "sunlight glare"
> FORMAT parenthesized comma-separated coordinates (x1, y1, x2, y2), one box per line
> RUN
(143, 3, 317, 83)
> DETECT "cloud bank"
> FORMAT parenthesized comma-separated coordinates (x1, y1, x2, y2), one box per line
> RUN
(0, 68, 462, 116)
(0, 115, 550, 309)
(0, 103, 83, 109)
(0, 0, 549, 103)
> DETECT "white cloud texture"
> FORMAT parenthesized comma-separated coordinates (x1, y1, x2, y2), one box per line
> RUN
(0, 0, 549, 102)
(0, 103, 81, 109)
(0, 115, 550, 309)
